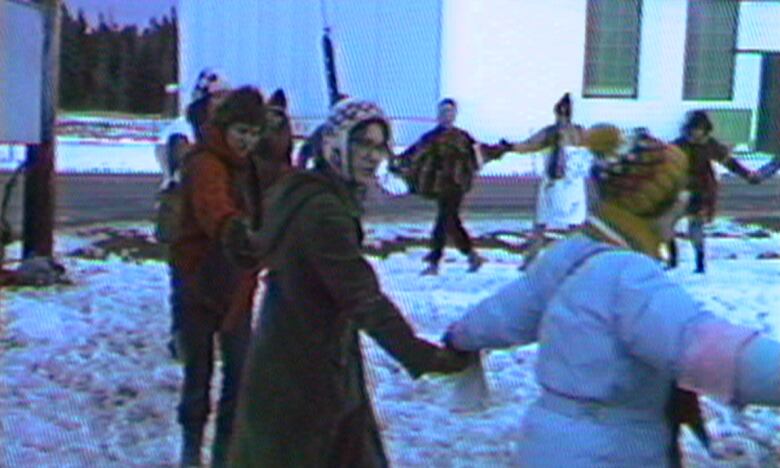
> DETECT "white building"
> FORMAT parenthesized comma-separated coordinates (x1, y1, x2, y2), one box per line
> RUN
(179, 0, 780, 152)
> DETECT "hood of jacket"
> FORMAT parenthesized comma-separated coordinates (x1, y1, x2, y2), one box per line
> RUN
(247, 170, 360, 263)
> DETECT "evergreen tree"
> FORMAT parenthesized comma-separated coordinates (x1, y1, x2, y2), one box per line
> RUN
(57, 7, 179, 115)
(58, 4, 83, 108)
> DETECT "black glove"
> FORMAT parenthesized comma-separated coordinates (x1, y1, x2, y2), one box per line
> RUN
(442, 329, 457, 350)
(426, 346, 478, 376)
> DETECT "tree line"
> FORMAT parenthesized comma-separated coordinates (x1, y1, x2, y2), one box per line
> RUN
(58, 4, 179, 115)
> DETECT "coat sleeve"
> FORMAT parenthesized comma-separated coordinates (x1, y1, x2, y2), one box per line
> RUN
(510, 126, 555, 154)
(613, 255, 780, 404)
(709, 139, 753, 179)
(188, 155, 243, 240)
(299, 194, 453, 378)
(446, 270, 546, 351)
(398, 128, 438, 159)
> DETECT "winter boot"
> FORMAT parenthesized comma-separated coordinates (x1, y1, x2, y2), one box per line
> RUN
(421, 261, 439, 276)
(210, 432, 230, 468)
(665, 240, 678, 270)
(180, 429, 203, 468)
(467, 251, 484, 273)
(210, 409, 236, 468)
(694, 248, 705, 274)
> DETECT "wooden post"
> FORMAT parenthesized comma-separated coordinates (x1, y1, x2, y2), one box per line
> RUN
(23, 0, 60, 259)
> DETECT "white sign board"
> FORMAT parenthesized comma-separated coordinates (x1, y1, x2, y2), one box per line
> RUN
(738, 2, 780, 52)
(0, 0, 43, 143)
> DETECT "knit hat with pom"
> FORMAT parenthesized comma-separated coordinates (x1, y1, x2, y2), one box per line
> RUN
(192, 68, 231, 102)
(317, 98, 393, 180)
(586, 124, 689, 219)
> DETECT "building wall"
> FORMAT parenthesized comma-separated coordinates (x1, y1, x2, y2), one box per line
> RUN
(179, 0, 776, 146)
(738, 1, 780, 52)
(440, 0, 767, 145)
(178, 0, 442, 145)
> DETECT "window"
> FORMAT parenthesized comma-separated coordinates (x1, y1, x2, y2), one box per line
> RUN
(583, 0, 643, 98)
(683, 0, 739, 100)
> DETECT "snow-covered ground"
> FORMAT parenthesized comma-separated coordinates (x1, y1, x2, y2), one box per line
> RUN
(1, 218, 779, 467)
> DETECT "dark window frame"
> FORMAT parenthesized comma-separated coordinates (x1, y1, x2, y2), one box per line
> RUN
(582, 0, 643, 99)
(682, 0, 740, 101)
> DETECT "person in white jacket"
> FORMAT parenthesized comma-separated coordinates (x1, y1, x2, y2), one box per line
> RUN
(444, 124, 780, 467)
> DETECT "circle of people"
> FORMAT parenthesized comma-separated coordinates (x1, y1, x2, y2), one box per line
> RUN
(155, 68, 780, 467)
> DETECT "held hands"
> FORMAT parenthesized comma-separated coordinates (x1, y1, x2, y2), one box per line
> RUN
(410, 328, 479, 378)
(427, 345, 479, 376)
(435, 328, 480, 373)
(746, 170, 762, 185)
(479, 139, 514, 163)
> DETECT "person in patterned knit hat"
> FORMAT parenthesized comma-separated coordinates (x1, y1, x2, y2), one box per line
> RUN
(443, 123, 780, 467)
(668, 110, 762, 273)
(186, 68, 232, 143)
(228, 98, 476, 468)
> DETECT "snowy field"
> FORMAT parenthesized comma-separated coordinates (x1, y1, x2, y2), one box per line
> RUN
(1, 218, 780, 467)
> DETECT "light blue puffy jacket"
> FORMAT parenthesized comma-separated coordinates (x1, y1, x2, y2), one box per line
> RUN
(448, 234, 780, 467)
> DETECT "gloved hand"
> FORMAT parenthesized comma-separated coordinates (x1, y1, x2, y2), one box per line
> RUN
(746, 170, 762, 185)
(442, 328, 458, 350)
(220, 216, 262, 268)
(480, 140, 513, 162)
(426, 345, 479, 376)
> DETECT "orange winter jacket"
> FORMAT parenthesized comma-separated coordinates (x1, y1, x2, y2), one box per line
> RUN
(170, 124, 259, 328)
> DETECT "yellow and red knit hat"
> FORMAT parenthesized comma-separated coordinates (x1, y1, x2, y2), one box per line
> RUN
(586, 124, 689, 218)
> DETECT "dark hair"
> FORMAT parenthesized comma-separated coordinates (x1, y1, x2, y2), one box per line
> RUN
(554, 93, 572, 118)
(683, 110, 713, 135)
(210, 86, 266, 130)
(438, 98, 457, 108)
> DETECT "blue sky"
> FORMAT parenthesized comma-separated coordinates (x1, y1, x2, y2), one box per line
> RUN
(63, 0, 178, 27)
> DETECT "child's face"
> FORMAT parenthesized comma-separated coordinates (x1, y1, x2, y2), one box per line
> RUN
(437, 103, 457, 127)
(225, 122, 263, 158)
(688, 127, 709, 143)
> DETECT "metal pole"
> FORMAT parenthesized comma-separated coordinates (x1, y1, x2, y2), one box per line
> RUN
(22, 0, 60, 259)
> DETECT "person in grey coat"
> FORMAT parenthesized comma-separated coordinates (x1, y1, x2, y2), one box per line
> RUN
(444, 124, 780, 467)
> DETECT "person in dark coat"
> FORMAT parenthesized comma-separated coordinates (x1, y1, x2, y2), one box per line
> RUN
(399, 98, 485, 275)
(170, 86, 267, 468)
(667, 110, 762, 273)
(227, 98, 476, 468)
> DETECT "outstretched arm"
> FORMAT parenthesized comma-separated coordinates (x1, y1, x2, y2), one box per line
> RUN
(614, 255, 780, 406)
(445, 271, 545, 351)
(302, 194, 474, 378)
(507, 127, 554, 154)
(710, 140, 761, 184)
(756, 154, 780, 182)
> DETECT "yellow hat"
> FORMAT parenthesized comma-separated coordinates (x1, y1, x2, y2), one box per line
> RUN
(584, 123, 623, 155)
